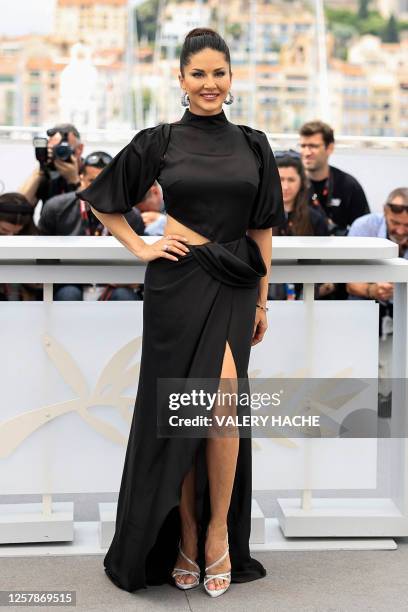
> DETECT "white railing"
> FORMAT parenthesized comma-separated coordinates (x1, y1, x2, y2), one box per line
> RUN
(1, 235, 408, 551)
(1, 124, 408, 149)
(2, 131, 407, 213)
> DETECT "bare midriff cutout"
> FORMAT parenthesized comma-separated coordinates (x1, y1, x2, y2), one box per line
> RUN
(163, 213, 211, 246)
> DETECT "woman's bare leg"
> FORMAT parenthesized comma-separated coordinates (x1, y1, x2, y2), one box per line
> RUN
(205, 340, 239, 591)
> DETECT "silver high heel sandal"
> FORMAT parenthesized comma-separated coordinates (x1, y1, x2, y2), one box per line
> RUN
(203, 533, 231, 598)
(171, 539, 200, 590)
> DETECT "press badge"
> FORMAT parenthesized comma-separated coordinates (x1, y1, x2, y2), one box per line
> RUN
(381, 314, 393, 340)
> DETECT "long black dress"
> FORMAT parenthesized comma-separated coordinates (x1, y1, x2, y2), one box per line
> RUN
(77, 108, 285, 592)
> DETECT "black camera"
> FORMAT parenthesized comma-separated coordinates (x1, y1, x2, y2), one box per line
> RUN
(33, 130, 75, 171)
(33, 136, 48, 168)
(52, 131, 75, 161)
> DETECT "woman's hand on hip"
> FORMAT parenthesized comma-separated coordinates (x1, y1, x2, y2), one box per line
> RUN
(136, 235, 190, 262)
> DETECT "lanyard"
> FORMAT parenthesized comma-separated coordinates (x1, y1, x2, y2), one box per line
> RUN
(78, 199, 109, 236)
(310, 169, 333, 213)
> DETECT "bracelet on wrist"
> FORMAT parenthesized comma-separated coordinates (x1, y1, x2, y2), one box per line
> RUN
(256, 303, 269, 312)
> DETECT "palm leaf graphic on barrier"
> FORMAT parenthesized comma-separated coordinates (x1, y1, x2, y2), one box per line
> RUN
(0, 333, 142, 458)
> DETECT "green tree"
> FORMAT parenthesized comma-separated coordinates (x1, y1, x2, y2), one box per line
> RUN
(382, 14, 399, 42)
(226, 23, 242, 40)
(135, 0, 160, 44)
(331, 23, 357, 60)
(358, 0, 371, 20)
(359, 12, 385, 36)
(325, 7, 359, 29)
(142, 88, 151, 115)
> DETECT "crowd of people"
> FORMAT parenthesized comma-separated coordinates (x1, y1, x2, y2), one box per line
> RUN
(1, 119, 407, 338)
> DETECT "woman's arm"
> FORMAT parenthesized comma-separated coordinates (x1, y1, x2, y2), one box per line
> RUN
(19, 166, 43, 206)
(247, 227, 272, 346)
(247, 227, 272, 305)
(91, 207, 147, 258)
(90, 207, 188, 262)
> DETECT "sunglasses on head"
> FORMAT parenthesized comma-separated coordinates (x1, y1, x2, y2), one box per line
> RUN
(386, 202, 408, 214)
(274, 149, 301, 160)
(85, 152, 113, 167)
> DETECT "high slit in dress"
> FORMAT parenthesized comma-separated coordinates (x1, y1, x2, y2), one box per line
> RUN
(77, 107, 285, 592)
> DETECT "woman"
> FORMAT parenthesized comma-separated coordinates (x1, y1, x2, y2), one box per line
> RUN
(275, 151, 328, 238)
(271, 152, 332, 300)
(77, 28, 285, 597)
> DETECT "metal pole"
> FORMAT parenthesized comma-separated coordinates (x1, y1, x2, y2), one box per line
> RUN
(133, 4, 143, 128)
(314, 0, 331, 122)
(249, 0, 257, 127)
(151, 0, 166, 124)
(125, 0, 134, 127)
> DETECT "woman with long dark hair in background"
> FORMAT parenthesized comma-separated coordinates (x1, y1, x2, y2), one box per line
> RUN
(271, 152, 332, 300)
(275, 152, 328, 237)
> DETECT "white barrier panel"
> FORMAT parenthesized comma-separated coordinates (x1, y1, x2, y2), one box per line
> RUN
(1, 235, 408, 542)
(1, 300, 377, 495)
(251, 300, 379, 491)
(1, 302, 143, 495)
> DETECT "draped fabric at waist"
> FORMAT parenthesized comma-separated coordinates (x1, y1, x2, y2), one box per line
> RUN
(187, 234, 267, 288)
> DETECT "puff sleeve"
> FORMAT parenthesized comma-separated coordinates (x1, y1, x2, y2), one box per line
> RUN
(243, 127, 286, 230)
(76, 123, 169, 215)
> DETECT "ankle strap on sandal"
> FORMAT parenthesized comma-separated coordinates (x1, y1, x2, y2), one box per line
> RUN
(178, 540, 199, 570)
(205, 545, 229, 572)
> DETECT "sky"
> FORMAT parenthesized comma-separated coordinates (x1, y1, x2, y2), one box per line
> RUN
(0, 0, 145, 37)
(0, 0, 56, 36)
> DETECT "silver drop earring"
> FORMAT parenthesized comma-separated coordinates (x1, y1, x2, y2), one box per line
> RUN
(181, 91, 190, 107)
(223, 91, 234, 105)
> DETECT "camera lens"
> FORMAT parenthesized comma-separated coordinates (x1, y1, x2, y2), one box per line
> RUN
(53, 142, 74, 161)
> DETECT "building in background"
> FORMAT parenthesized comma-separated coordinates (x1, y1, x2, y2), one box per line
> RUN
(324, 0, 359, 9)
(0, 37, 21, 125)
(0, 0, 407, 136)
(161, 1, 211, 47)
(347, 35, 408, 135)
(327, 0, 408, 17)
(54, 0, 128, 50)
(378, 0, 408, 18)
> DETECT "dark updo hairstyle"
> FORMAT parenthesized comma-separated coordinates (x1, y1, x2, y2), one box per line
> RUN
(275, 155, 314, 236)
(180, 27, 231, 76)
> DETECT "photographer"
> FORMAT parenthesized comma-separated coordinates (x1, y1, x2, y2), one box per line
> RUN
(346, 188, 408, 324)
(38, 151, 145, 301)
(19, 122, 84, 207)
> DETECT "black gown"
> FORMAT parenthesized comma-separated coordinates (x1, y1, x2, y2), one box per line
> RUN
(77, 108, 285, 592)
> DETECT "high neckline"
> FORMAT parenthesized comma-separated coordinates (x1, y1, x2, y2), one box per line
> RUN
(180, 107, 229, 128)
